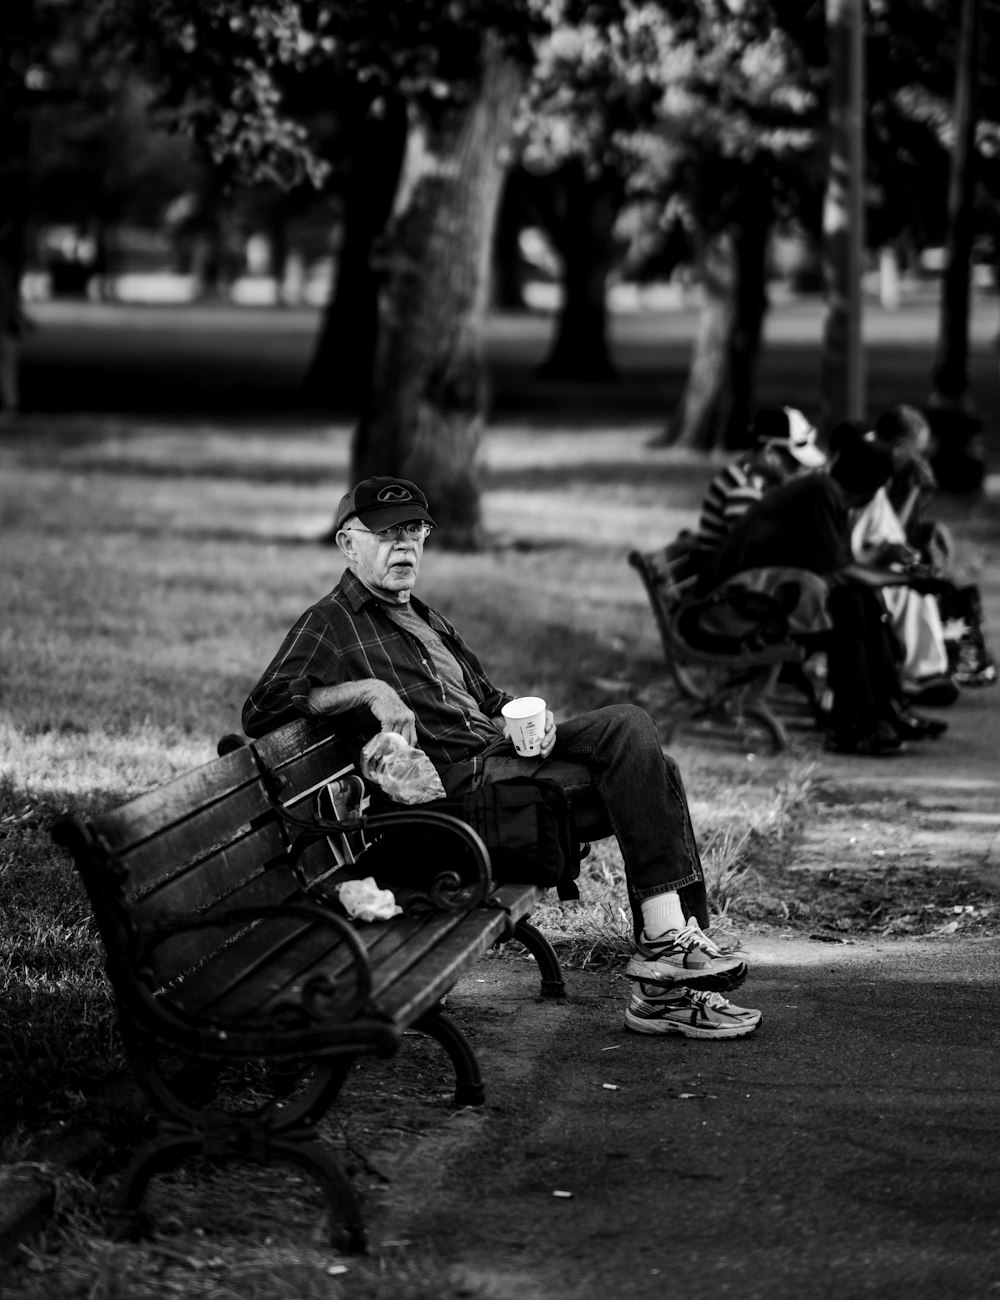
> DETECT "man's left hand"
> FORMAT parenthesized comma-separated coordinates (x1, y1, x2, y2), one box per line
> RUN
(540, 710, 557, 758)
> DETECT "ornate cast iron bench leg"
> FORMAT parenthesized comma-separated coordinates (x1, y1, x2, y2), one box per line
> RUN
(108, 1131, 367, 1253)
(107, 1133, 202, 1242)
(108, 1049, 369, 1250)
(509, 919, 566, 999)
(413, 1004, 485, 1107)
(269, 1136, 368, 1253)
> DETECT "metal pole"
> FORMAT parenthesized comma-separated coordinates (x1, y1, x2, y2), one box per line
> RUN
(821, 0, 865, 428)
(931, 0, 981, 406)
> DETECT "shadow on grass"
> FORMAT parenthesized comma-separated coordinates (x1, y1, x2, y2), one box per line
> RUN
(0, 453, 715, 493)
(484, 459, 715, 494)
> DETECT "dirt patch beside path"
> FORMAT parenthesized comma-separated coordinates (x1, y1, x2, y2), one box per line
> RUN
(740, 771, 1000, 938)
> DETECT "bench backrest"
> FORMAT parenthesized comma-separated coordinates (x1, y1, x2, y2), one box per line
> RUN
(52, 718, 362, 1003)
(629, 545, 804, 669)
(628, 546, 702, 656)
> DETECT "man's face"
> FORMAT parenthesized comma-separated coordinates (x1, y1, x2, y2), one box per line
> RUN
(336, 519, 428, 602)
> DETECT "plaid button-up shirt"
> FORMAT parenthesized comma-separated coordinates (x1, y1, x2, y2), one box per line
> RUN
(242, 569, 512, 772)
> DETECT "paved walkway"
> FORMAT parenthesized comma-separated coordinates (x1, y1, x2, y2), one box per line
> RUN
(366, 934, 1000, 1300)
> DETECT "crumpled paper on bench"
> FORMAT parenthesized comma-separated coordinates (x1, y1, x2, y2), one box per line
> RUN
(336, 876, 403, 923)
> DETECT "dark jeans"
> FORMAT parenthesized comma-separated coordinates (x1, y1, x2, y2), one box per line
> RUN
(825, 581, 904, 733)
(440, 703, 708, 936)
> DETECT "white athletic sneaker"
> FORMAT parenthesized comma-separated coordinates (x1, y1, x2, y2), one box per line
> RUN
(624, 982, 762, 1039)
(625, 923, 745, 989)
(683, 918, 751, 963)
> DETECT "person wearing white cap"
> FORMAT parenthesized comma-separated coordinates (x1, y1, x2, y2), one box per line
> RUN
(689, 407, 826, 567)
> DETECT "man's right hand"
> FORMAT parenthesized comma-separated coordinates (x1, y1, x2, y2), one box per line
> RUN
(361, 680, 418, 748)
(299, 678, 418, 748)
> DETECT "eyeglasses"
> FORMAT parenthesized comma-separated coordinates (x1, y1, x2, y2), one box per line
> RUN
(342, 522, 433, 542)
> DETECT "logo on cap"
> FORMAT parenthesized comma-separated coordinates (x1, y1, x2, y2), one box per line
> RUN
(377, 485, 413, 503)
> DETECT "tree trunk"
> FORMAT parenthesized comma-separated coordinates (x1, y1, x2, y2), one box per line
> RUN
(931, 0, 977, 405)
(0, 3, 31, 416)
(267, 201, 290, 304)
(658, 185, 772, 452)
(931, 0, 980, 407)
(535, 161, 621, 382)
(0, 258, 21, 415)
(723, 193, 771, 450)
(820, 0, 866, 428)
(350, 36, 526, 549)
(660, 228, 738, 451)
(926, 0, 985, 494)
(491, 168, 528, 311)
(301, 91, 408, 409)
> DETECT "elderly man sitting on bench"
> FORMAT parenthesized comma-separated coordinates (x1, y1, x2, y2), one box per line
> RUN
(243, 477, 760, 1041)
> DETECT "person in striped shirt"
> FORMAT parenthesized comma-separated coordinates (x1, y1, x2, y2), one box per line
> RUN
(691, 408, 826, 565)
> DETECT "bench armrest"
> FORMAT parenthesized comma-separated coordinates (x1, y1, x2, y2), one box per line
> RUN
(280, 803, 493, 915)
(360, 807, 493, 910)
(243, 741, 493, 913)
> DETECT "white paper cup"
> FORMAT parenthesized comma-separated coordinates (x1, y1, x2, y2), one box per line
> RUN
(501, 696, 547, 758)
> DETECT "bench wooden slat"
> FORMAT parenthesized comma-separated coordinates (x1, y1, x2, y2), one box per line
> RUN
(104, 781, 276, 895)
(144, 862, 309, 985)
(91, 746, 263, 854)
(252, 718, 354, 778)
(372, 886, 544, 1024)
(266, 747, 357, 811)
(130, 820, 288, 911)
(136, 814, 356, 927)
(185, 906, 472, 1025)
(359, 908, 479, 989)
(166, 913, 342, 1020)
(374, 908, 511, 1024)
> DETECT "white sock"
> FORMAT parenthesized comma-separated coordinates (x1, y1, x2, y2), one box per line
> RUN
(640, 891, 686, 939)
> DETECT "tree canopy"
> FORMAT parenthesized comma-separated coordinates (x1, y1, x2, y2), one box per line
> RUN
(6, 0, 1000, 493)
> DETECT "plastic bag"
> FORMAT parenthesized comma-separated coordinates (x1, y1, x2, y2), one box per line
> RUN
(360, 731, 447, 805)
(336, 876, 403, 922)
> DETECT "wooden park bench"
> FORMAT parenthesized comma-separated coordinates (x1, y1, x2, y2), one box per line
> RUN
(51, 715, 565, 1252)
(629, 544, 809, 754)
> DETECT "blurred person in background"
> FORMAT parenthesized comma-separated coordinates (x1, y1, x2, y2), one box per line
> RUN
(709, 428, 947, 756)
(687, 407, 826, 576)
(873, 405, 996, 690)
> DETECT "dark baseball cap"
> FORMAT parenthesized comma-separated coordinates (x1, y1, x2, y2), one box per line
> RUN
(334, 476, 436, 532)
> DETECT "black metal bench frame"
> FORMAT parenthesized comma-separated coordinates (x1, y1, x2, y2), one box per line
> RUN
(629, 546, 807, 753)
(51, 716, 564, 1252)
